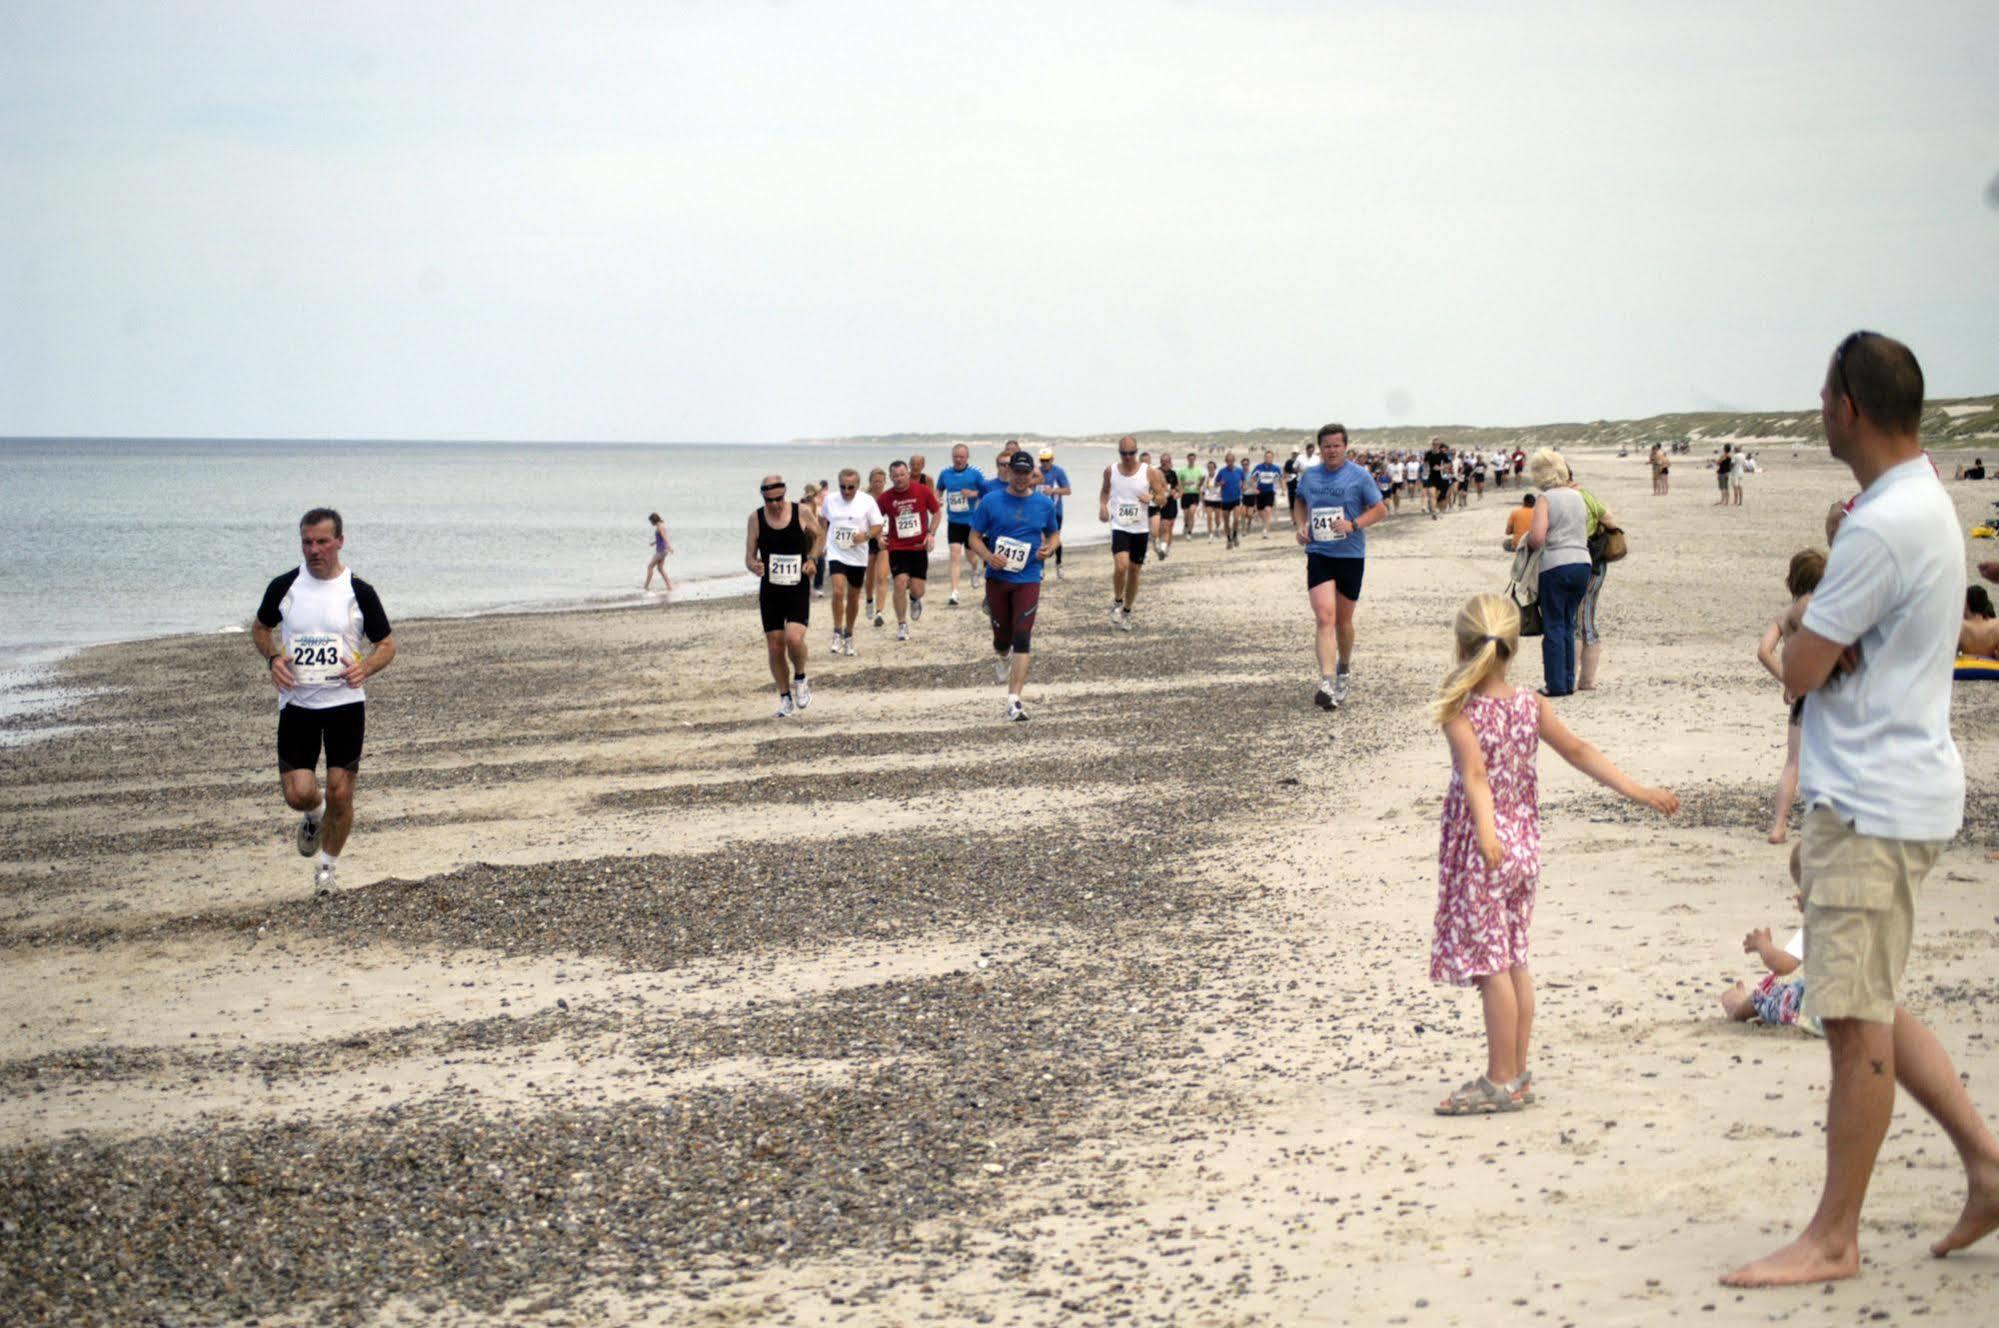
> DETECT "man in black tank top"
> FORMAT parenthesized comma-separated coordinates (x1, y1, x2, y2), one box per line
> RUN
(744, 475, 823, 718)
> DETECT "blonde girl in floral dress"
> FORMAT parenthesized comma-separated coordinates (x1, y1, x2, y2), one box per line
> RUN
(1430, 593, 1680, 1115)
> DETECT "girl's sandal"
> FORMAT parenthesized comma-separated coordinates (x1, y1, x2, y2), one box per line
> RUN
(1514, 1070, 1536, 1106)
(1435, 1076, 1521, 1116)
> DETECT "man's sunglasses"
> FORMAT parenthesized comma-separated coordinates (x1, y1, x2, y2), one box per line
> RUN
(1833, 330, 1878, 406)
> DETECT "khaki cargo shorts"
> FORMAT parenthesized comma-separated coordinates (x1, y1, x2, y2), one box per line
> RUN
(1800, 806, 1944, 1025)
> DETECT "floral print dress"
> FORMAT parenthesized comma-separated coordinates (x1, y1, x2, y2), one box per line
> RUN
(1431, 687, 1543, 986)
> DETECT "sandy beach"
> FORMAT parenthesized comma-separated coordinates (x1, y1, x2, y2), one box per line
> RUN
(5, 449, 1999, 1327)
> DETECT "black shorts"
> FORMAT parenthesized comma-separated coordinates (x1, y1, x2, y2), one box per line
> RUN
(947, 522, 973, 546)
(1430, 476, 1452, 493)
(1111, 529, 1150, 564)
(1255, 491, 1276, 509)
(867, 536, 882, 556)
(887, 549, 929, 581)
(1306, 553, 1365, 601)
(278, 701, 366, 774)
(830, 560, 867, 586)
(1160, 496, 1179, 522)
(1217, 498, 1240, 512)
(759, 581, 811, 633)
(1181, 492, 1200, 508)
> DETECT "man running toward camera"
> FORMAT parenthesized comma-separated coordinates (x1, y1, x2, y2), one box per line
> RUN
(877, 460, 940, 640)
(820, 468, 883, 656)
(1292, 424, 1386, 710)
(745, 474, 823, 716)
(1101, 436, 1169, 630)
(936, 444, 986, 605)
(969, 451, 1062, 721)
(252, 508, 396, 896)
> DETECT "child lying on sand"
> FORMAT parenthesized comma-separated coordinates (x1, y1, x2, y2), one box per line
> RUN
(1718, 848, 1822, 1036)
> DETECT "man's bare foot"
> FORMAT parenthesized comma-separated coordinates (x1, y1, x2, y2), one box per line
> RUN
(1720, 1235, 1859, 1287)
(1932, 1163, 1999, 1257)
(1768, 825, 1789, 845)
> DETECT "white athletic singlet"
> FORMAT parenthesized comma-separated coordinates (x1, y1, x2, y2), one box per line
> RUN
(1108, 464, 1153, 534)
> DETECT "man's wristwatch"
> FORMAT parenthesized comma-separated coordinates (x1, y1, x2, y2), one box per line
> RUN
(266, 654, 279, 670)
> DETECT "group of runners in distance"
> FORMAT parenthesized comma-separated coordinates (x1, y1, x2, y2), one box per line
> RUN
(252, 429, 1534, 893)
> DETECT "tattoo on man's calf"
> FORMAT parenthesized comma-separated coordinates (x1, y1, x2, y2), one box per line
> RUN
(1871, 1059, 1888, 1076)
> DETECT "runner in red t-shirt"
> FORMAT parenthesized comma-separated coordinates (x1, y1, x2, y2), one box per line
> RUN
(878, 460, 942, 640)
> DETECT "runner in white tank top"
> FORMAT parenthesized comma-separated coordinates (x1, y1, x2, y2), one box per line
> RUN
(1099, 436, 1167, 630)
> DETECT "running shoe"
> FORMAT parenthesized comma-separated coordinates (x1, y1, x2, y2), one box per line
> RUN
(296, 813, 322, 857)
(994, 651, 1012, 685)
(1006, 699, 1029, 723)
(1333, 671, 1351, 706)
(314, 861, 337, 896)
(896, 622, 910, 642)
(775, 693, 795, 719)
(873, 611, 885, 629)
(1054, 565, 1064, 580)
(865, 598, 875, 620)
(1119, 608, 1135, 632)
(846, 636, 859, 658)
(911, 596, 924, 622)
(948, 591, 960, 606)
(1158, 544, 1169, 559)
(793, 677, 812, 710)
(1110, 604, 1123, 627)
(1314, 679, 1337, 711)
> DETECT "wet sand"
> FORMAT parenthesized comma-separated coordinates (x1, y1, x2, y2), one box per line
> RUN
(4, 452, 1998, 1326)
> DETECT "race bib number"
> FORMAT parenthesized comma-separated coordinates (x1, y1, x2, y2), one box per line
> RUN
(766, 554, 801, 587)
(832, 525, 860, 549)
(1259, 473, 1275, 489)
(946, 490, 970, 514)
(1309, 507, 1345, 542)
(287, 632, 347, 686)
(1114, 502, 1142, 525)
(993, 536, 1032, 572)
(895, 510, 921, 539)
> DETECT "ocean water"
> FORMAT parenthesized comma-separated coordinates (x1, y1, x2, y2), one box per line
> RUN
(0, 438, 1125, 718)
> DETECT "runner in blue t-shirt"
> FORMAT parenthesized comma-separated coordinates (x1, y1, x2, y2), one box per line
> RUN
(968, 451, 1062, 723)
(1036, 447, 1073, 580)
(1251, 450, 1285, 537)
(934, 443, 986, 605)
(1216, 455, 1246, 548)
(1291, 423, 1387, 710)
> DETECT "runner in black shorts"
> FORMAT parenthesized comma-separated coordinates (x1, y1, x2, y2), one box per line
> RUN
(252, 508, 396, 895)
(746, 474, 822, 717)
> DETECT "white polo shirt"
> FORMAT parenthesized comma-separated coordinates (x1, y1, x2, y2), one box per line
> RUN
(1798, 457, 1964, 842)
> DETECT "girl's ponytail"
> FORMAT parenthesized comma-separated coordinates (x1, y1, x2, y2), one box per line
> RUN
(1430, 594, 1521, 726)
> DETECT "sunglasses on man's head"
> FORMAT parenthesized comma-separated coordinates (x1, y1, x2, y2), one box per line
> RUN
(761, 482, 786, 493)
(1833, 330, 1878, 406)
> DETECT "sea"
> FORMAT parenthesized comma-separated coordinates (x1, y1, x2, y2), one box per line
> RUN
(0, 437, 1128, 731)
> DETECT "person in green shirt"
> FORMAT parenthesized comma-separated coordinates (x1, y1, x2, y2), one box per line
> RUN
(1177, 452, 1205, 537)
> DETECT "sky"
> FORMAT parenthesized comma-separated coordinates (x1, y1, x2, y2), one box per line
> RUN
(2, 0, 1995, 442)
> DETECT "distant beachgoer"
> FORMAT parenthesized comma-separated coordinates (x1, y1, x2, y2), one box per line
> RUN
(1716, 444, 1735, 505)
(864, 467, 890, 628)
(936, 444, 985, 604)
(1757, 549, 1826, 843)
(745, 474, 820, 717)
(1966, 458, 1987, 480)
(1573, 472, 1615, 691)
(1961, 585, 1999, 658)
(821, 469, 883, 658)
(1524, 449, 1590, 696)
(968, 451, 1061, 722)
(877, 460, 940, 641)
(1292, 422, 1385, 711)
(1649, 443, 1670, 496)
(643, 513, 675, 592)
(1503, 493, 1535, 551)
(1101, 437, 1168, 629)
(1723, 330, 1995, 1289)
(1429, 593, 1677, 1115)
(253, 507, 396, 896)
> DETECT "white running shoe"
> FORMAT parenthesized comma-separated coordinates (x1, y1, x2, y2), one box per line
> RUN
(1110, 604, 1123, 627)
(296, 813, 322, 857)
(948, 591, 960, 606)
(1054, 564, 1064, 580)
(994, 651, 1012, 685)
(1119, 608, 1135, 632)
(1314, 678, 1337, 711)
(1333, 671, 1351, 706)
(1006, 698, 1029, 723)
(313, 861, 336, 896)
(846, 636, 859, 658)
(831, 631, 843, 654)
(1158, 544, 1169, 559)
(896, 622, 910, 641)
(793, 677, 812, 710)
(911, 597, 924, 622)
(775, 693, 795, 719)
(865, 598, 875, 620)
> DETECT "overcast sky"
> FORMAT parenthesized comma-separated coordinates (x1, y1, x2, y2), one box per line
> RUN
(3, 0, 1994, 442)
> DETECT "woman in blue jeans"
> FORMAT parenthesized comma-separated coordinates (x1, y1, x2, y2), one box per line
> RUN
(1526, 449, 1593, 696)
